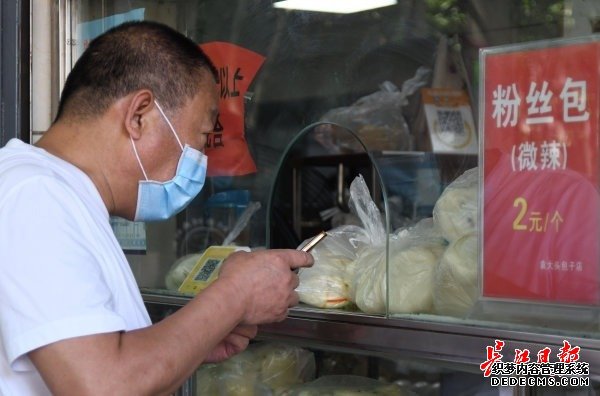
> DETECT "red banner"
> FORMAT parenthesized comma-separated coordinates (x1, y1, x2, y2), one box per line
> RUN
(482, 39, 600, 305)
(200, 42, 265, 177)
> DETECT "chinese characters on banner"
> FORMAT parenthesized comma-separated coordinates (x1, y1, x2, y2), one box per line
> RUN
(482, 38, 600, 305)
(199, 42, 265, 177)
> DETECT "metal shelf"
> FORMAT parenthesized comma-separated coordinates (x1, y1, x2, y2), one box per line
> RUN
(142, 290, 600, 380)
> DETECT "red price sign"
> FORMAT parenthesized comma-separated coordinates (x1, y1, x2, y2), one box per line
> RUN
(481, 37, 600, 305)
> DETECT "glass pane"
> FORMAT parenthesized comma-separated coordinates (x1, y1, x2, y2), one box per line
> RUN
(66, 0, 600, 334)
(192, 343, 600, 394)
(191, 339, 496, 396)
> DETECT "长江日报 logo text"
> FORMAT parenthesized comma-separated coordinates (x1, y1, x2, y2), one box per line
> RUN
(480, 340, 590, 387)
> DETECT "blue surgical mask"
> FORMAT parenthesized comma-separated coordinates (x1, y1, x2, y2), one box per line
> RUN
(130, 100, 207, 222)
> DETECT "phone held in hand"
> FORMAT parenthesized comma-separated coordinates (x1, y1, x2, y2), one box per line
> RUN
(299, 231, 327, 252)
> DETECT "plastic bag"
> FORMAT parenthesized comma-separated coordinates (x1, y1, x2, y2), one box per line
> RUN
(195, 363, 220, 395)
(252, 343, 316, 393)
(212, 347, 271, 396)
(280, 375, 409, 396)
(222, 201, 261, 246)
(296, 225, 370, 308)
(298, 175, 447, 315)
(352, 219, 446, 314)
(347, 175, 387, 247)
(296, 175, 382, 309)
(165, 253, 202, 291)
(432, 167, 478, 242)
(315, 68, 430, 153)
(195, 342, 315, 396)
(214, 374, 271, 396)
(433, 233, 478, 317)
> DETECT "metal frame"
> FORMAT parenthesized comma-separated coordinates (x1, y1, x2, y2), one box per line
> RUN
(143, 291, 600, 382)
(0, 0, 31, 145)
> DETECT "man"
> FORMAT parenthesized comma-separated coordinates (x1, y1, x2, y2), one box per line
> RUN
(0, 21, 312, 395)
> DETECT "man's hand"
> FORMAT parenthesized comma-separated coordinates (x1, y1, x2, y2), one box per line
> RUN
(28, 249, 312, 395)
(203, 324, 258, 364)
(217, 249, 313, 325)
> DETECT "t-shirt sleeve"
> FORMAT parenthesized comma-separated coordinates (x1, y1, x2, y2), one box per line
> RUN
(0, 176, 127, 372)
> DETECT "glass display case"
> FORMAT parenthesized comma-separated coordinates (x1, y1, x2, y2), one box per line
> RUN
(34, 0, 600, 393)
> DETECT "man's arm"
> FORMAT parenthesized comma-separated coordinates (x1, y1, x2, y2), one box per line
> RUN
(29, 249, 312, 395)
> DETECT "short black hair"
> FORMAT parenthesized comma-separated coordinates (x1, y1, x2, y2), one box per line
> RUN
(55, 21, 217, 121)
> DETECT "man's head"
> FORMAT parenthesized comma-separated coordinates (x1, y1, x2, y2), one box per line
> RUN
(42, 21, 219, 220)
(55, 20, 217, 121)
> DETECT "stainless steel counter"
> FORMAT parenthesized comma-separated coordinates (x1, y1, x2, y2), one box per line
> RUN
(142, 290, 600, 380)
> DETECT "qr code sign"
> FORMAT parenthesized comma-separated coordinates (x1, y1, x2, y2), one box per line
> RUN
(194, 259, 222, 281)
(437, 109, 466, 135)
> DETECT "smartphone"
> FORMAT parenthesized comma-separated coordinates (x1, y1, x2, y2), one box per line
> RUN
(300, 231, 327, 252)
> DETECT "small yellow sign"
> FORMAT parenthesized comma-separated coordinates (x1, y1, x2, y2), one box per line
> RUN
(178, 246, 240, 295)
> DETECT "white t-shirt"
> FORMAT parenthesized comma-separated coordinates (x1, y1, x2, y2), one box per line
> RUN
(0, 139, 151, 395)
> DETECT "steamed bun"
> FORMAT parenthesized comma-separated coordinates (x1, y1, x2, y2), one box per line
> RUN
(352, 242, 445, 315)
(433, 234, 478, 317)
(164, 254, 201, 291)
(433, 168, 478, 242)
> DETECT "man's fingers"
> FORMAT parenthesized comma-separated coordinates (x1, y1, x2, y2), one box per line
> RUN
(271, 249, 314, 270)
(288, 291, 299, 308)
(231, 324, 258, 339)
(222, 332, 251, 353)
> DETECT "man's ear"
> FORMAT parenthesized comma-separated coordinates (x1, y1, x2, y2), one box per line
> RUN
(124, 89, 154, 140)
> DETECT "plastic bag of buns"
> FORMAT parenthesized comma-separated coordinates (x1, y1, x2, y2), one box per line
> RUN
(296, 225, 370, 308)
(280, 375, 410, 396)
(296, 175, 384, 309)
(352, 219, 446, 314)
(195, 342, 315, 396)
(315, 68, 430, 153)
(165, 254, 201, 291)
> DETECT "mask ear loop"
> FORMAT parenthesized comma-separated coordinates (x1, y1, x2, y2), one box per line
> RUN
(130, 137, 149, 181)
(154, 100, 184, 151)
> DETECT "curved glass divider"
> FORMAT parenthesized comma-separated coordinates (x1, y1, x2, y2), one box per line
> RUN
(263, 120, 600, 342)
(267, 122, 392, 317)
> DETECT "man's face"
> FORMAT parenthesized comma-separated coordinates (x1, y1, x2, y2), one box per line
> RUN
(174, 75, 219, 153)
(145, 74, 218, 181)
